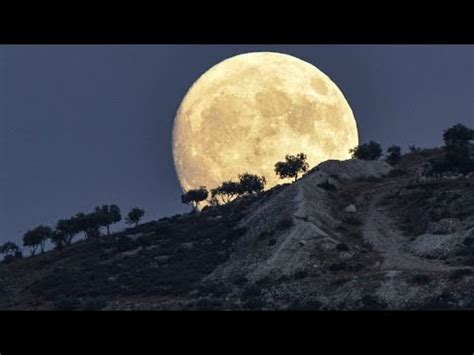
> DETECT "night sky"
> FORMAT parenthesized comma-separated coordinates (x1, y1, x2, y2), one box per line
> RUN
(0, 45, 473, 245)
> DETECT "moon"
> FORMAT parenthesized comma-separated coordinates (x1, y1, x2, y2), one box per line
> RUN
(173, 52, 358, 195)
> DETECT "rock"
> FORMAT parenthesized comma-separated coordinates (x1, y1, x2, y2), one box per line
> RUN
(120, 247, 143, 257)
(344, 204, 357, 213)
(125, 233, 144, 241)
(299, 240, 307, 246)
(426, 218, 462, 235)
(180, 242, 194, 250)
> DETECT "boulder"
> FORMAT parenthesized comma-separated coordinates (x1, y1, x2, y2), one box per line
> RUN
(180, 242, 195, 251)
(344, 204, 357, 213)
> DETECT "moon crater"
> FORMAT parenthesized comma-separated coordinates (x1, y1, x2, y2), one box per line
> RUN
(173, 52, 359, 194)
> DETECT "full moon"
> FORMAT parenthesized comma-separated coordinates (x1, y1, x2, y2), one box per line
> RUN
(173, 52, 358, 194)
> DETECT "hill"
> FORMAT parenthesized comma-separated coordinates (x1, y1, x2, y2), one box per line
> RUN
(1, 148, 474, 310)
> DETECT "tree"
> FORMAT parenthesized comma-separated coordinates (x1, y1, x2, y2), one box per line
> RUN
(350, 141, 383, 161)
(94, 204, 122, 235)
(0, 242, 20, 259)
(274, 153, 309, 182)
(23, 225, 52, 256)
(56, 218, 80, 245)
(386, 145, 402, 166)
(125, 208, 145, 227)
(444, 143, 474, 174)
(73, 212, 101, 240)
(210, 181, 241, 204)
(181, 187, 209, 211)
(238, 173, 266, 194)
(49, 230, 67, 250)
(409, 145, 421, 154)
(442, 123, 474, 146)
(439, 123, 474, 174)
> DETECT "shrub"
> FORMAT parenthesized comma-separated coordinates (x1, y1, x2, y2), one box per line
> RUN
(349, 141, 382, 160)
(386, 145, 402, 165)
(318, 180, 337, 192)
(442, 123, 473, 146)
(238, 173, 266, 194)
(211, 181, 241, 205)
(336, 243, 350, 252)
(329, 262, 347, 272)
(125, 208, 145, 227)
(274, 153, 309, 182)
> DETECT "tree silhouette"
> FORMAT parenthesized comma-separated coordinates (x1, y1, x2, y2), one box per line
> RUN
(443, 123, 474, 146)
(73, 212, 101, 239)
(94, 204, 122, 235)
(0, 242, 20, 257)
(350, 141, 382, 161)
(409, 145, 421, 154)
(56, 218, 80, 245)
(438, 123, 474, 174)
(238, 173, 266, 194)
(274, 153, 309, 182)
(386, 145, 402, 165)
(125, 208, 145, 227)
(23, 225, 52, 256)
(211, 181, 241, 204)
(181, 187, 209, 211)
(49, 230, 67, 250)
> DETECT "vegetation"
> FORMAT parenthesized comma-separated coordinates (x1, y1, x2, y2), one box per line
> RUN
(386, 145, 402, 165)
(0, 242, 22, 262)
(210, 181, 241, 205)
(409, 145, 421, 154)
(181, 187, 209, 211)
(56, 218, 80, 245)
(349, 141, 382, 160)
(94, 205, 122, 235)
(433, 123, 474, 174)
(125, 208, 145, 227)
(442, 123, 473, 146)
(23, 225, 53, 256)
(274, 153, 309, 182)
(238, 173, 266, 194)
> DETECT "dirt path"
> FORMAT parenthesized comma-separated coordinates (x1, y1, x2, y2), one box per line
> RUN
(356, 180, 455, 272)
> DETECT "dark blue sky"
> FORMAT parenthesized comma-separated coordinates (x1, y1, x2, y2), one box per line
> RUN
(0, 45, 473, 244)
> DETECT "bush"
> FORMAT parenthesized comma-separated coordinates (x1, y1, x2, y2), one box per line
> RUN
(329, 262, 347, 272)
(336, 243, 350, 252)
(238, 173, 266, 194)
(442, 123, 473, 146)
(386, 145, 402, 165)
(318, 180, 337, 192)
(274, 153, 309, 182)
(350, 141, 382, 160)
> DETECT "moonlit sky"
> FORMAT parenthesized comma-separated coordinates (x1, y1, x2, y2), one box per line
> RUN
(0, 45, 473, 244)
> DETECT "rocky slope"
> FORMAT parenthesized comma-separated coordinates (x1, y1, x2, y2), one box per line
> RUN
(1, 148, 474, 310)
